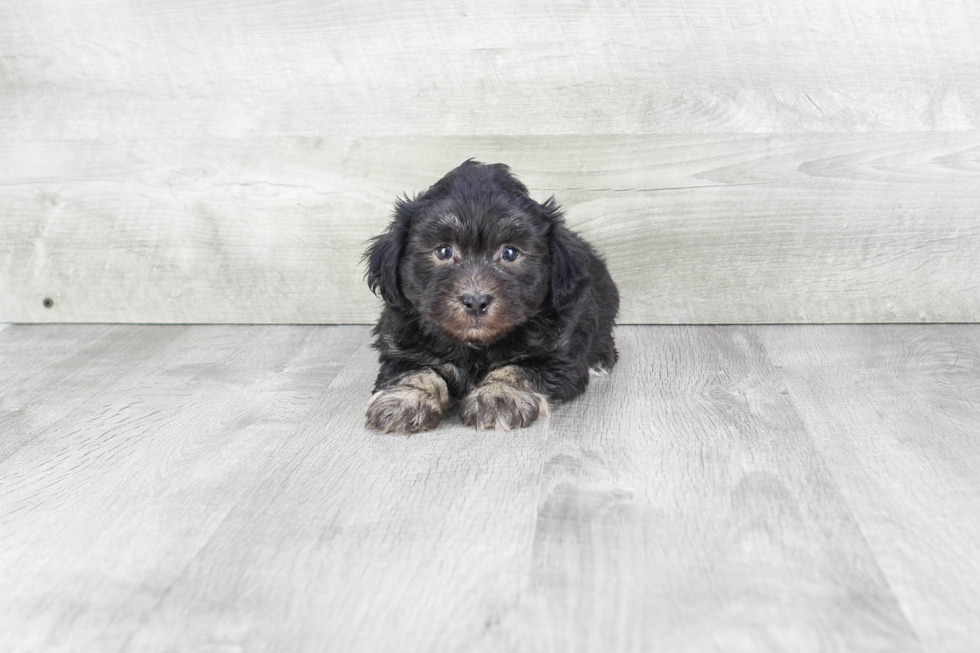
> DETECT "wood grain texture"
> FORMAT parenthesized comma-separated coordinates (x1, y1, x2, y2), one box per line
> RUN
(486, 326, 920, 652)
(0, 325, 365, 653)
(9, 325, 980, 651)
(0, 325, 184, 459)
(3, 133, 980, 324)
(761, 325, 980, 653)
(3, 0, 979, 324)
(1, 0, 978, 137)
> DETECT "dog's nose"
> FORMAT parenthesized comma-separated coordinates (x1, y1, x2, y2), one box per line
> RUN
(460, 293, 493, 316)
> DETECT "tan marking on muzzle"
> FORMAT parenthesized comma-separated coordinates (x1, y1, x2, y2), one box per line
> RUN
(438, 273, 517, 344)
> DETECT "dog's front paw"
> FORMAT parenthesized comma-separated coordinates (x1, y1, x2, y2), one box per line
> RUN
(366, 370, 449, 434)
(460, 366, 550, 431)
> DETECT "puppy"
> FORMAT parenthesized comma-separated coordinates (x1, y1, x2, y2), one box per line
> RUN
(364, 160, 619, 433)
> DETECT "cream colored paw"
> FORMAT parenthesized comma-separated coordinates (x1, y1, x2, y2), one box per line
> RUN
(366, 369, 449, 434)
(459, 366, 549, 431)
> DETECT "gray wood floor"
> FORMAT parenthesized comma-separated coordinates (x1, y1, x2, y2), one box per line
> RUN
(1, 325, 978, 653)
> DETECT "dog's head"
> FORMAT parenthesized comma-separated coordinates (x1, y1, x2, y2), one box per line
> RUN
(366, 160, 590, 344)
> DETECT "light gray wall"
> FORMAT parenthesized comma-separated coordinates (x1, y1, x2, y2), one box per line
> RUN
(2, 0, 978, 323)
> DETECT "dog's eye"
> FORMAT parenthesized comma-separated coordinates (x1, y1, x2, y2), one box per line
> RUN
(500, 246, 519, 262)
(435, 245, 454, 260)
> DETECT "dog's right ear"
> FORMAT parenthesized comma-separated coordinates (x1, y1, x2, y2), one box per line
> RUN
(365, 195, 417, 309)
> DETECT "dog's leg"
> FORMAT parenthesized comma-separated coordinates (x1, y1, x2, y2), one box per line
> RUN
(459, 365, 551, 431)
(366, 368, 449, 434)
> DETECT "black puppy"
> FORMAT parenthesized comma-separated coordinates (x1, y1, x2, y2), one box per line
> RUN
(364, 160, 619, 433)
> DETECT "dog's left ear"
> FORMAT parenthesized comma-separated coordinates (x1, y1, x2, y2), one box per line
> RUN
(365, 195, 417, 309)
(540, 197, 591, 310)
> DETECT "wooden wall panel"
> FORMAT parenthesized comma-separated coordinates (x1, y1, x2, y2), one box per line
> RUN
(1, 0, 978, 323)
(2, 134, 979, 323)
(2, 0, 978, 136)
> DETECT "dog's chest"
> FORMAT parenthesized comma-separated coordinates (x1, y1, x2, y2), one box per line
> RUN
(432, 346, 496, 398)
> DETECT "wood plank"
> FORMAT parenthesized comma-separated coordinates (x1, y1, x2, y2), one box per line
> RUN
(761, 325, 980, 653)
(1, 0, 978, 137)
(0, 325, 187, 459)
(117, 337, 553, 653)
(0, 324, 119, 395)
(484, 326, 922, 652)
(0, 325, 365, 653)
(3, 133, 979, 324)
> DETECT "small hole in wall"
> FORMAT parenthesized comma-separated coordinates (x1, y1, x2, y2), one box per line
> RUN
(43, 297, 54, 309)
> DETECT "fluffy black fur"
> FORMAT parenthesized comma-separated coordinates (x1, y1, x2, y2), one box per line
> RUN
(364, 160, 619, 433)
